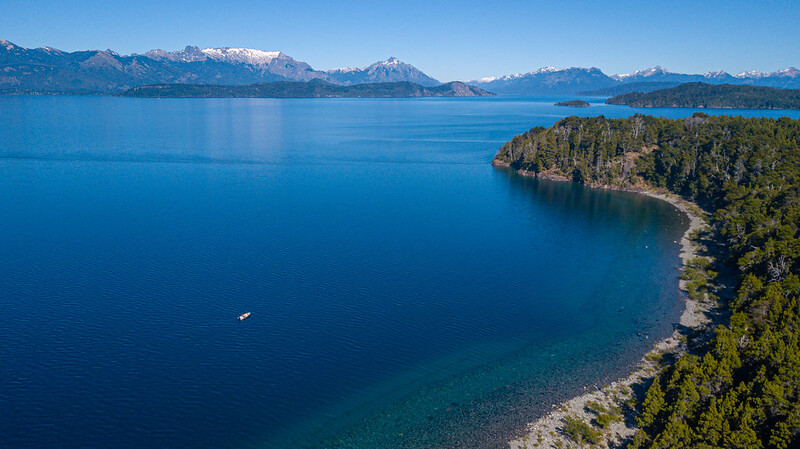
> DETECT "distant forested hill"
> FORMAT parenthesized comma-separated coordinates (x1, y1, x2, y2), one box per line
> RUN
(119, 80, 493, 98)
(579, 81, 681, 96)
(607, 82, 800, 109)
(495, 114, 800, 449)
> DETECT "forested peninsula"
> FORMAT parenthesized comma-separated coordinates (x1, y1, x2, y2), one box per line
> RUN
(495, 114, 800, 448)
(119, 80, 493, 98)
(607, 83, 800, 110)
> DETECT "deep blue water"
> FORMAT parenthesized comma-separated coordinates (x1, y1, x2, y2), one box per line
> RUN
(2, 96, 798, 449)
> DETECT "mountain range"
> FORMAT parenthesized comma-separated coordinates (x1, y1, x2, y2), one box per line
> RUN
(2, 38, 799, 95)
(0, 39, 440, 93)
(469, 65, 800, 95)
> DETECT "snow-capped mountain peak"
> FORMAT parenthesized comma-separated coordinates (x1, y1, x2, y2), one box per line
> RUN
(638, 66, 671, 76)
(143, 45, 289, 67)
(39, 46, 65, 54)
(612, 66, 672, 80)
(703, 70, 728, 78)
(144, 46, 205, 62)
(325, 57, 440, 87)
(472, 68, 578, 84)
(0, 39, 18, 51)
(469, 73, 522, 83)
(329, 57, 416, 73)
(367, 57, 408, 70)
(733, 70, 767, 79)
(497, 73, 524, 81)
(200, 47, 283, 66)
(774, 67, 800, 77)
(327, 66, 358, 74)
(534, 66, 562, 74)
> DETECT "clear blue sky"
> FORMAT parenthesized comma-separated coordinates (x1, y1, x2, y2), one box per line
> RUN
(2, 0, 798, 81)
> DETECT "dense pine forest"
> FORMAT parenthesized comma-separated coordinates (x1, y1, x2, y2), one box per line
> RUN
(607, 83, 800, 110)
(495, 114, 800, 448)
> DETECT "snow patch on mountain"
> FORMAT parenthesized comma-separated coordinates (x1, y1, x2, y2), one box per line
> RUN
(733, 70, 767, 79)
(38, 46, 65, 54)
(612, 66, 672, 80)
(774, 67, 800, 77)
(732, 67, 799, 79)
(200, 47, 283, 66)
(534, 66, 562, 74)
(471, 68, 568, 84)
(703, 70, 728, 78)
(327, 67, 359, 74)
(0, 39, 18, 51)
(329, 57, 411, 73)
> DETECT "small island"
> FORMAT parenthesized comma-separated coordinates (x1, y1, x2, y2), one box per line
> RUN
(119, 80, 494, 98)
(606, 82, 800, 109)
(554, 100, 590, 107)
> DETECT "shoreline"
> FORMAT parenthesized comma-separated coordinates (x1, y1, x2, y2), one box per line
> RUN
(497, 163, 714, 449)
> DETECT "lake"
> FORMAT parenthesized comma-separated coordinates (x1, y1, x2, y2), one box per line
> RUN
(2, 96, 798, 448)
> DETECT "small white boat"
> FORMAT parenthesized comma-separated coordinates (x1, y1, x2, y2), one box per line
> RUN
(238, 312, 251, 321)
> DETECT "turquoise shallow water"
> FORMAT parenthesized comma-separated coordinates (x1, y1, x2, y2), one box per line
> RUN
(2, 96, 798, 448)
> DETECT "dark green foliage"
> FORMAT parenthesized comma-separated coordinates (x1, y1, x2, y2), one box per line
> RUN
(607, 83, 800, 110)
(595, 413, 619, 429)
(585, 400, 608, 415)
(681, 257, 718, 301)
(579, 81, 682, 96)
(564, 415, 601, 445)
(637, 376, 666, 428)
(496, 114, 800, 448)
(555, 100, 590, 107)
(118, 81, 494, 98)
(584, 400, 621, 429)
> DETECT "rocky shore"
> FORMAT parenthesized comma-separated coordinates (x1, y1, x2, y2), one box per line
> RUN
(495, 162, 719, 449)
